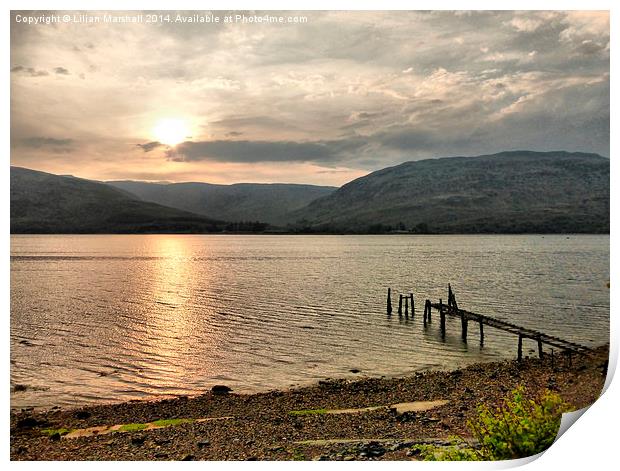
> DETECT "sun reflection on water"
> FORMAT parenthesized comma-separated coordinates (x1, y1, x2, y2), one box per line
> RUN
(120, 236, 222, 396)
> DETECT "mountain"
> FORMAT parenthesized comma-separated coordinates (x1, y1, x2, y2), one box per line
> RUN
(287, 151, 610, 233)
(106, 181, 336, 226)
(10, 167, 224, 233)
(11, 151, 610, 234)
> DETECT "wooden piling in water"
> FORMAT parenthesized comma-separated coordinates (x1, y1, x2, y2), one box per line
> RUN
(404, 295, 409, 316)
(458, 301, 466, 342)
(479, 319, 484, 346)
(398, 295, 403, 315)
(448, 284, 453, 308)
(537, 336, 543, 359)
(518, 334, 523, 361)
(440, 307, 446, 338)
(461, 316, 468, 342)
(387, 288, 392, 315)
(410, 294, 415, 316)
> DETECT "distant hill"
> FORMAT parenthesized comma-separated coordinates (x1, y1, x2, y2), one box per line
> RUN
(10, 167, 224, 233)
(11, 151, 610, 234)
(106, 181, 336, 226)
(287, 151, 610, 233)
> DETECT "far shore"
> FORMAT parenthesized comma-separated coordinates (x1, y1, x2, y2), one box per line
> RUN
(9, 231, 612, 237)
(11, 345, 608, 461)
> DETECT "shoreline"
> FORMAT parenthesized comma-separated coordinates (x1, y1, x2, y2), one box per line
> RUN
(8, 354, 546, 414)
(11, 345, 608, 461)
(11, 232, 611, 236)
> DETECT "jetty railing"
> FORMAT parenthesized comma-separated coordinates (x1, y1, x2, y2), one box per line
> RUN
(388, 283, 592, 361)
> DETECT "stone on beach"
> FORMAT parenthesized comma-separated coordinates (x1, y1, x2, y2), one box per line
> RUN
(211, 385, 232, 394)
(389, 400, 450, 415)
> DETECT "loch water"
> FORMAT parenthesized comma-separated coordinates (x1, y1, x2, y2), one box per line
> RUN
(10, 234, 609, 410)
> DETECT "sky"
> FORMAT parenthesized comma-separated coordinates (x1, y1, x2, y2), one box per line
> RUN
(10, 10, 609, 186)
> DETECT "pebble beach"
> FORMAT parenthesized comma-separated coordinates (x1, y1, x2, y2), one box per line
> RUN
(10, 345, 608, 461)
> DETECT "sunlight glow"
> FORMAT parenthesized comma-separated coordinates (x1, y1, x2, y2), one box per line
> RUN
(152, 118, 190, 146)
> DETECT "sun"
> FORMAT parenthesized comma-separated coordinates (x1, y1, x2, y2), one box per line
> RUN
(152, 118, 190, 146)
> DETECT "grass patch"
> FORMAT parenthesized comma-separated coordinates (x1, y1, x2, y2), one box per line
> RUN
(117, 423, 148, 432)
(152, 418, 193, 427)
(289, 408, 328, 416)
(117, 418, 193, 432)
(41, 428, 72, 436)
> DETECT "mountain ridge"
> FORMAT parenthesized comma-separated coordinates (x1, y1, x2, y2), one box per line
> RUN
(286, 150, 609, 233)
(10, 166, 224, 234)
(10, 150, 610, 234)
(107, 180, 336, 226)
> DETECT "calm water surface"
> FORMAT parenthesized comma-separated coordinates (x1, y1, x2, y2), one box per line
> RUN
(10, 234, 609, 410)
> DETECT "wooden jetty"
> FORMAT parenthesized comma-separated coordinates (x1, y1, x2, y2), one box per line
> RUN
(388, 284, 592, 361)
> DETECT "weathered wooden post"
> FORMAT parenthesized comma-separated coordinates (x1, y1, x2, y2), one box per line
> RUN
(404, 295, 409, 316)
(387, 288, 392, 315)
(517, 334, 523, 361)
(537, 336, 543, 359)
(461, 314, 468, 342)
(448, 284, 453, 308)
(398, 295, 403, 315)
(479, 319, 484, 346)
(440, 306, 446, 338)
(424, 300, 429, 325)
(410, 294, 415, 316)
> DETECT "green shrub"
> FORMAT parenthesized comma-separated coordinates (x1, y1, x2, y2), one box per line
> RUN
(411, 442, 481, 461)
(414, 386, 572, 461)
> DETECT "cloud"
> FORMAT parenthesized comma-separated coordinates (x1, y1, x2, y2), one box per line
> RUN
(11, 65, 48, 77)
(376, 127, 470, 152)
(16, 136, 74, 153)
(576, 40, 606, 56)
(506, 14, 553, 33)
(136, 141, 163, 152)
(560, 11, 609, 43)
(166, 136, 369, 164)
(11, 65, 74, 78)
(9, 10, 610, 185)
(209, 116, 303, 134)
(166, 139, 343, 163)
(349, 111, 385, 121)
(19, 137, 73, 147)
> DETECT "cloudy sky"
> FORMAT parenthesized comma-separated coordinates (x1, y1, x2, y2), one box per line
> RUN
(10, 10, 609, 185)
